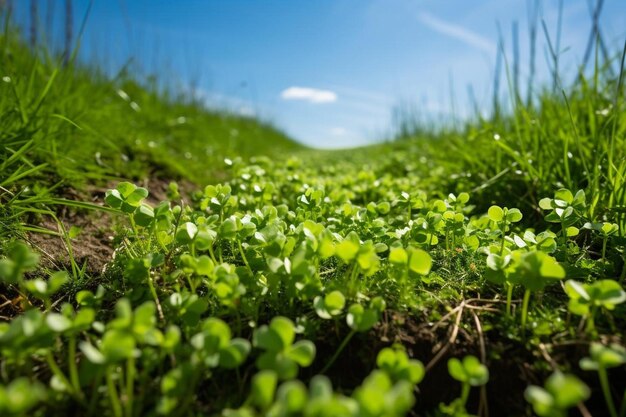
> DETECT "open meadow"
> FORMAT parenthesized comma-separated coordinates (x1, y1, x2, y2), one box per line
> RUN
(1, 2, 626, 416)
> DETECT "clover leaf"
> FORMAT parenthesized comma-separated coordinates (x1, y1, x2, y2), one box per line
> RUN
(376, 346, 425, 384)
(448, 355, 489, 386)
(525, 372, 590, 417)
(314, 290, 346, 319)
(253, 317, 316, 380)
(105, 182, 149, 213)
(0, 241, 39, 285)
(346, 297, 386, 332)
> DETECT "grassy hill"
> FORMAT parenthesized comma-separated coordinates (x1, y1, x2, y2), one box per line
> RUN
(1, 31, 302, 190)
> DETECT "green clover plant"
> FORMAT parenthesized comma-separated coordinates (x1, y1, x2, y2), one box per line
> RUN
(565, 279, 626, 335)
(524, 372, 590, 417)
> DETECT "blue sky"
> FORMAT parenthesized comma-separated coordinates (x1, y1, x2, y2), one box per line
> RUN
(11, 0, 626, 148)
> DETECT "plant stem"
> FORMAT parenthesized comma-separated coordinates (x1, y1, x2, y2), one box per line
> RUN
(125, 356, 135, 417)
(46, 351, 74, 394)
(598, 367, 619, 417)
(237, 240, 252, 275)
(460, 382, 471, 409)
(585, 307, 597, 337)
(520, 289, 531, 335)
(348, 264, 360, 297)
(106, 366, 124, 417)
(68, 336, 82, 396)
(499, 222, 506, 255)
(320, 330, 356, 374)
(87, 369, 104, 417)
(505, 283, 513, 316)
(208, 243, 218, 264)
(602, 236, 608, 262)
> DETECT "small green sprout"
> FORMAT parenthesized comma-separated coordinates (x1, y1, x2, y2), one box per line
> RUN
(253, 317, 316, 380)
(376, 345, 425, 384)
(319, 297, 386, 374)
(580, 343, 626, 417)
(352, 370, 415, 417)
(191, 317, 251, 369)
(0, 241, 39, 285)
(564, 279, 626, 335)
(105, 182, 154, 230)
(485, 249, 565, 324)
(539, 189, 586, 242)
(583, 222, 619, 261)
(487, 205, 523, 255)
(508, 251, 566, 333)
(24, 271, 69, 310)
(335, 231, 381, 295)
(249, 369, 279, 410)
(444, 355, 489, 414)
(314, 290, 346, 319)
(524, 372, 590, 417)
(0, 378, 48, 416)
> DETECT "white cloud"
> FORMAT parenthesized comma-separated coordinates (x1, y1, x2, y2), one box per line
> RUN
(281, 86, 338, 104)
(330, 127, 349, 136)
(417, 12, 496, 54)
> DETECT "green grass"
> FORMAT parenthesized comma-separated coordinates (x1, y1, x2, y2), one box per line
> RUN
(0, 25, 301, 195)
(2, 9, 626, 417)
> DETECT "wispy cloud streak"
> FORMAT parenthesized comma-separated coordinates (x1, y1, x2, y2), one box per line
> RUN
(281, 86, 338, 103)
(418, 12, 495, 54)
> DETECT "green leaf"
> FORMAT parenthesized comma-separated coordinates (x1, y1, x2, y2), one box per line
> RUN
(405, 360, 426, 384)
(555, 189, 574, 204)
(219, 217, 240, 240)
(389, 247, 408, 265)
(325, 291, 346, 311)
(524, 386, 554, 416)
(116, 182, 136, 197)
(201, 318, 232, 351)
(564, 280, 589, 300)
(486, 253, 509, 271)
(250, 370, 278, 409)
(309, 375, 333, 400)
(46, 313, 72, 333)
(101, 330, 136, 362)
(48, 271, 69, 294)
(447, 358, 467, 382)
(104, 189, 124, 209)
(462, 355, 489, 386)
(506, 208, 523, 223)
(125, 187, 149, 206)
(219, 338, 251, 369)
(288, 340, 316, 366)
(593, 280, 626, 308)
(276, 380, 308, 413)
(538, 198, 553, 210)
(269, 317, 295, 349)
(566, 226, 579, 237)
(488, 205, 504, 222)
(134, 204, 155, 227)
(546, 372, 590, 409)
(408, 249, 432, 275)
(176, 222, 198, 243)
(79, 341, 106, 364)
(336, 239, 359, 263)
(346, 304, 379, 332)
(2, 378, 47, 414)
(539, 256, 565, 279)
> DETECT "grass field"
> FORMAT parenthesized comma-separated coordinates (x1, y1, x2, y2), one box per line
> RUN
(2, 6, 626, 417)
